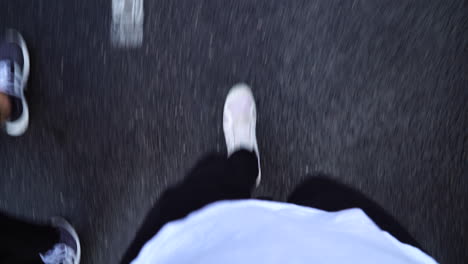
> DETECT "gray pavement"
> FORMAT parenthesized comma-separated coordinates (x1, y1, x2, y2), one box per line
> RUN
(0, 0, 466, 263)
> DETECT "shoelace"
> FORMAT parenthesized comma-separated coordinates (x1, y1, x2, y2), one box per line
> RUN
(40, 243, 76, 264)
(0, 60, 22, 97)
(223, 104, 255, 153)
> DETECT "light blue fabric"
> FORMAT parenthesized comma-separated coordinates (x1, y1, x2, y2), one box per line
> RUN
(132, 200, 437, 264)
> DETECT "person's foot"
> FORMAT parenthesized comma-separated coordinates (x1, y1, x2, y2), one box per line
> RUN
(223, 83, 261, 186)
(0, 29, 30, 136)
(40, 217, 81, 264)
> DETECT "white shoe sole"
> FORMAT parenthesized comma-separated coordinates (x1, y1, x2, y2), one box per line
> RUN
(223, 83, 261, 186)
(4, 29, 30, 136)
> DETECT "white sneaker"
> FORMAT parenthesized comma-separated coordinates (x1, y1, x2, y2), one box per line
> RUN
(40, 217, 81, 264)
(223, 83, 261, 186)
(0, 29, 30, 136)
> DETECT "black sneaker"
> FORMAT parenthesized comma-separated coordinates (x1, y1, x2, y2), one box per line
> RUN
(40, 217, 81, 264)
(0, 29, 30, 136)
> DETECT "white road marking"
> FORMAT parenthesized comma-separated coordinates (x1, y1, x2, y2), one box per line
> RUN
(111, 0, 144, 47)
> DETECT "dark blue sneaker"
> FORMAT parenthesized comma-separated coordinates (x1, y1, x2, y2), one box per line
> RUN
(0, 29, 30, 136)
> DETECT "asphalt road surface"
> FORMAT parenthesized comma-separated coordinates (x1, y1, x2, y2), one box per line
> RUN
(0, 1, 466, 263)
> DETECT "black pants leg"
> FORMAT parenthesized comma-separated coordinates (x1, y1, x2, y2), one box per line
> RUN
(121, 149, 258, 264)
(0, 212, 59, 264)
(287, 175, 421, 249)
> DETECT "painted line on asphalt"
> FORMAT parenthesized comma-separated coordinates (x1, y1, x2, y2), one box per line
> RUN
(111, 0, 144, 47)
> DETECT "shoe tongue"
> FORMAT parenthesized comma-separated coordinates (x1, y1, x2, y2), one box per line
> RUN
(0, 60, 21, 98)
(58, 226, 78, 253)
(0, 42, 24, 68)
(232, 115, 253, 151)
